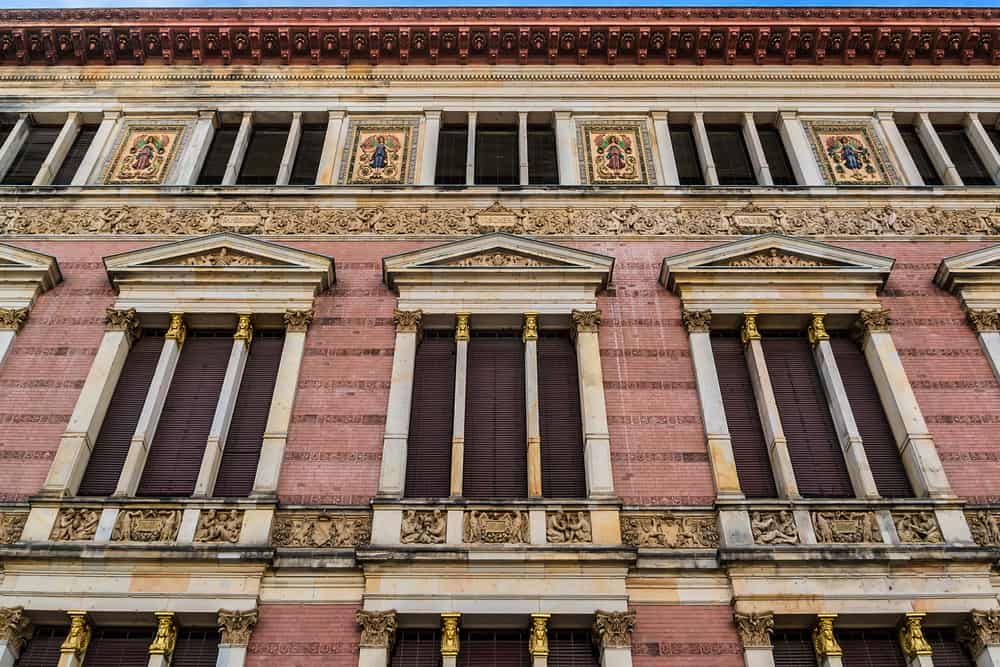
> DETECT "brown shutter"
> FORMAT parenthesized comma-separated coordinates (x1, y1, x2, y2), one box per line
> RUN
(82, 628, 154, 667)
(405, 333, 456, 498)
(839, 629, 907, 667)
(925, 628, 975, 667)
(464, 333, 527, 499)
(763, 336, 853, 498)
(213, 333, 284, 497)
(78, 333, 165, 496)
(52, 125, 98, 185)
(457, 630, 528, 667)
(15, 626, 68, 667)
(711, 335, 777, 498)
(831, 336, 913, 498)
(137, 332, 230, 497)
(772, 629, 818, 667)
(538, 333, 586, 499)
(390, 629, 441, 667)
(548, 630, 599, 667)
(2, 125, 61, 185)
(171, 628, 221, 667)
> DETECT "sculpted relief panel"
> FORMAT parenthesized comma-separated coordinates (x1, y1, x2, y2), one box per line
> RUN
(620, 512, 719, 548)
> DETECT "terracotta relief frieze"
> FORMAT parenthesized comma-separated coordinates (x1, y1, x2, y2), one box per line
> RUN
(194, 509, 244, 544)
(966, 510, 1000, 546)
(400, 509, 446, 545)
(270, 511, 371, 548)
(620, 512, 719, 548)
(750, 510, 799, 545)
(892, 511, 944, 544)
(2, 203, 998, 237)
(0, 511, 26, 544)
(49, 508, 100, 541)
(545, 510, 592, 544)
(111, 508, 182, 542)
(812, 510, 882, 544)
(463, 510, 529, 544)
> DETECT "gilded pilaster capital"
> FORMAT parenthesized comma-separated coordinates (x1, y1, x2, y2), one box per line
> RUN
(968, 308, 1000, 333)
(164, 311, 187, 346)
(284, 309, 314, 333)
(357, 610, 397, 649)
(681, 308, 712, 333)
(740, 312, 761, 344)
(105, 307, 140, 344)
(217, 609, 258, 647)
(233, 313, 254, 344)
(960, 609, 1000, 657)
(393, 309, 423, 334)
(858, 308, 891, 334)
(593, 610, 636, 649)
(812, 613, 842, 659)
(0, 307, 29, 333)
(808, 312, 830, 346)
(440, 613, 460, 657)
(528, 614, 550, 657)
(60, 611, 90, 657)
(149, 611, 177, 656)
(899, 612, 932, 659)
(455, 312, 470, 342)
(0, 606, 32, 652)
(522, 312, 538, 342)
(734, 611, 774, 649)
(571, 309, 602, 334)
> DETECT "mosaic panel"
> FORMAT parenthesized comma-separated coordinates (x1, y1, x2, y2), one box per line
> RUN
(103, 122, 188, 185)
(577, 120, 656, 185)
(805, 120, 900, 186)
(340, 117, 420, 185)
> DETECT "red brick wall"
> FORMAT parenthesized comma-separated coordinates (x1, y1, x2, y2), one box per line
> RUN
(247, 603, 360, 666)
(631, 604, 743, 666)
(1, 238, 997, 504)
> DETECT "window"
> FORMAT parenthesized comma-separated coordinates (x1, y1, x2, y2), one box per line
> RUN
(758, 125, 797, 185)
(2, 124, 61, 185)
(706, 125, 755, 185)
(670, 125, 704, 185)
(772, 629, 818, 667)
(15, 626, 68, 667)
(172, 628, 222, 667)
(435, 125, 468, 185)
(936, 125, 992, 185)
(0, 122, 12, 149)
(237, 125, 289, 185)
(528, 126, 559, 185)
(538, 332, 586, 498)
(82, 627, 154, 667)
(289, 124, 326, 185)
(197, 126, 239, 185)
(52, 125, 98, 185)
(989, 127, 1000, 159)
(838, 629, 907, 667)
(391, 629, 441, 667)
(476, 124, 519, 185)
(548, 630, 599, 667)
(924, 628, 975, 667)
(457, 630, 528, 667)
(898, 125, 942, 185)
(404, 332, 456, 498)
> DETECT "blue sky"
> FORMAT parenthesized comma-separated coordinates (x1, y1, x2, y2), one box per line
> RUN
(3, 0, 1000, 7)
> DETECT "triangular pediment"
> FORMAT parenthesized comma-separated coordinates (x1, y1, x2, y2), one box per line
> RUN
(0, 242, 62, 306)
(935, 243, 1000, 308)
(105, 233, 329, 273)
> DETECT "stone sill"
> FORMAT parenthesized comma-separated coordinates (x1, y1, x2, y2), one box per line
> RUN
(717, 498, 967, 511)
(373, 497, 622, 510)
(719, 544, 993, 564)
(357, 545, 636, 564)
(0, 542, 274, 562)
(27, 496, 279, 510)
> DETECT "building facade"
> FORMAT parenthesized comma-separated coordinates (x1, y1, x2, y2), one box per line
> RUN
(1, 5, 1000, 667)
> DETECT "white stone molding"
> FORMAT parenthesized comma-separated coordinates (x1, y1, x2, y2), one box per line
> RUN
(965, 113, 1000, 185)
(316, 110, 346, 185)
(71, 110, 121, 186)
(554, 111, 579, 185)
(874, 111, 923, 186)
(376, 309, 421, 499)
(465, 111, 477, 185)
(776, 110, 824, 186)
(172, 110, 216, 185)
(450, 313, 469, 497)
(0, 114, 31, 182)
(741, 113, 774, 186)
(691, 112, 719, 186)
(650, 111, 679, 187)
(222, 111, 254, 186)
(518, 111, 530, 186)
(574, 310, 615, 499)
(32, 112, 82, 186)
(275, 111, 303, 186)
(419, 110, 442, 186)
(524, 312, 542, 498)
(915, 112, 962, 186)
(936, 244, 1000, 383)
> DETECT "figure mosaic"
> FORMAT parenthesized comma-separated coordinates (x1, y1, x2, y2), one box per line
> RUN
(105, 126, 184, 184)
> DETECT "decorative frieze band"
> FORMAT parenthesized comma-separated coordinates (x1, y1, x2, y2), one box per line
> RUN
(0, 511, 27, 544)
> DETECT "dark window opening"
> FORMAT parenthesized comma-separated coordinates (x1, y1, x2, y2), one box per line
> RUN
(0, 123, 12, 151)
(390, 629, 442, 667)
(2, 125, 61, 185)
(197, 126, 239, 185)
(456, 630, 528, 667)
(52, 125, 99, 185)
(925, 628, 975, 667)
(405, 332, 457, 498)
(15, 625, 68, 667)
(237, 125, 289, 185)
(670, 125, 704, 185)
(435, 126, 468, 185)
(475, 125, 519, 185)
(898, 125, 942, 185)
(838, 628, 907, 667)
(773, 629, 819, 667)
(171, 628, 222, 667)
(528, 126, 559, 185)
(758, 125, 797, 185)
(538, 332, 586, 498)
(707, 125, 756, 185)
(289, 124, 327, 185)
(82, 627, 154, 667)
(936, 125, 992, 185)
(548, 630, 599, 667)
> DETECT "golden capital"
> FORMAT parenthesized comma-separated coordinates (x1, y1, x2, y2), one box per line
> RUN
(233, 313, 254, 344)
(812, 613, 842, 658)
(284, 309, 314, 333)
(528, 613, 550, 657)
(571, 309, 601, 334)
(740, 312, 761, 344)
(105, 307, 141, 344)
(0, 307, 29, 333)
(808, 312, 830, 346)
(440, 612, 461, 657)
(523, 312, 539, 342)
(0, 607, 32, 652)
(899, 612, 932, 658)
(858, 308, 891, 333)
(681, 308, 712, 333)
(968, 308, 1000, 333)
(455, 312, 470, 342)
(61, 611, 91, 657)
(165, 312, 187, 346)
(393, 309, 423, 334)
(149, 611, 177, 656)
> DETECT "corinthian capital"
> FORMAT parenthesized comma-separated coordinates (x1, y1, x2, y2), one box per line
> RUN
(0, 607, 31, 652)
(681, 308, 711, 333)
(393, 309, 422, 333)
(217, 609, 258, 647)
(357, 610, 397, 649)
(571, 309, 602, 334)
(734, 611, 774, 649)
(0, 307, 28, 333)
(968, 308, 1000, 333)
(593, 610, 636, 649)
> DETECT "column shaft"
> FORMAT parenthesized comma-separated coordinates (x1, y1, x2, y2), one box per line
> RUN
(743, 648, 777, 667)
(377, 326, 419, 498)
(974, 645, 1000, 667)
(358, 646, 390, 667)
(650, 111, 679, 186)
(33, 112, 82, 186)
(741, 112, 773, 186)
(0, 114, 31, 182)
(744, 331, 799, 498)
(518, 111, 530, 185)
(174, 110, 217, 185)
(0, 641, 20, 667)
(276, 112, 303, 185)
(875, 111, 923, 186)
(524, 316, 542, 497)
(465, 111, 477, 185)
(554, 112, 579, 185)
(978, 330, 1000, 380)
(450, 317, 469, 497)
(776, 110, 825, 185)
(965, 112, 1000, 184)
(915, 112, 962, 186)
(71, 111, 121, 186)
(600, 647, 633, 667)
(0, 330, 15, 368)
(222, 112, 254, 185)
(691, 112, 719, 185)
(215, 646, 248, 667)
(419, 110, 442, 185)
(194, 335, 250, 497)
(315, 110, 346, 185)
(574, 322, 614, 497)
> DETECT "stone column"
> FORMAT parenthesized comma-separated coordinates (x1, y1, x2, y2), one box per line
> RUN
(147, 611, 177, 667)
(593, 610, 635, 667)
(0, 114, 31, 182)
(524, 313, 543, 498)
(650, 111, 679, 186)
(172, 110, 216, 185)
(0, 607, 32, 667)
(316, 110, 346, 185)
(252, 309, 313, 496)
(194, 315, 252, 497)
(554, 111, 579, 185)
(965, 113, 1000, 185)
(968, 309, 1000, 381)
(961, 610, 1000, 667)
(57, 611, 90, 667)
(857, 309, 953, 499)
(276, 111, 303, 186)
(915, 112, 962, 186)
(776, 110, 825, 186)
(440, 613, 460, 667)
(0, 307, 28, 368)
(690, 112, 719, 186)
(42, 308, 140, 497)
(518, 111, 530, 186)
(357, 610, 397, 667)
(217, 609, 258, 667)
(377, 309, 422, 498)
(419, 110, 442, 186)
(528, 614, 550, 667)
(465, 112, 477, 185)
(874, 111, 924, 186)
(809, 313, 880, 499)
(451, 313, 469, 497)
(899, 612, 933, 667)
(222, 111, 254, 186)
(742, 313, 799, 498)
(741, 112, 773, 186)
(33, 112, 82, 186)
(735, 612, 775, 667)
(572, 310, 614, 498)
(71, 111, 121, 186)
(115, 312, 186, 497)
(812, 614, 843, 667)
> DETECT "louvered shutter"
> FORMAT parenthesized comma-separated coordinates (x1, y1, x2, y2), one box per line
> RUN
(772, 629, 818, 667)
(707, 125, 756, 185)
(171, 629, 221, 667)
(197, 127, 238, 185)
(757, 125, 797, 185)
(831, 336, 913, 498)
(15, 626, 67, 667)
(528, 127, 559, 185)
(390, 629, 442, 667)
(52, 125, 98, 185)
(839, 629, 907, 667)
(548, 630, 599, 667)
(476, 126, 519, 185)
(435, 127, 468, 185)
(405, 334, 456, 498)
(936, 126, 992, 185)
(538, 333, 586, 499)
(213, 333, 284, 497)
(2, 125, 61, 185)
(711, 336, 777, 498)
(926, 628, 975, 667)
(897, 125, 943, 185)
(78, 333, 165, 496)
(457, 630, 528, 667)
(464, 333, 527, 499)
(82, 628, 153, 667)
(763, 336, 853, 498)
(289, 124, 327, 185)
(137, 333, 230, 497)
(670, 126, 704, 185)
